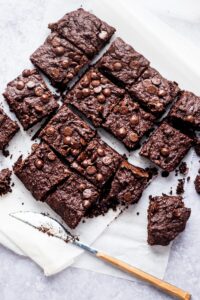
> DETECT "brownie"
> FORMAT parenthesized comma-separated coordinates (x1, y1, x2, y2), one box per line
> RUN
(103, 94, 155, 149)
(14, 143, 70, 201)
(0, 168, 12, 196)
(0, 108, 19, 150)
(65, 68, 125, 127)
(169, 91, 200, 129)
(128, 67, 179, 115)
(107, 161, 149, 204)
(147, 195, 191, 246)
(71, 137, 123, 188)
(30, 33, 89, 88)
(140, 122, 192, 172)
(48, 8, 115, 58)
(39, 105, 96, 162)
(46, 172, 99, 228)
(97, 38, 149, 87)
(194, 175, 200, 194)
(3, 69, 59, 130)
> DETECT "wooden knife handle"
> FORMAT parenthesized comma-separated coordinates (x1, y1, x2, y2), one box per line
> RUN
(96, 252, 191, 300)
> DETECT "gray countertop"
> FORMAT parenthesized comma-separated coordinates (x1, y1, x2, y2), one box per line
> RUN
(0, 0, 200, 299)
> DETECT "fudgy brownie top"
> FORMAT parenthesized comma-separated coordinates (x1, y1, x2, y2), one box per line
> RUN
(30, 33, 89, 88)
(108, 161, 149, 204)
(48, 8, 115, 58)
(0, 168, 12, 196)
(169, 91, 200, 128)
(147, 195, 191, 246)
(128, 67, 179, 115)
(97, 38, 149, 87)
(0, 108, 19, 150)
(194, 175, 200, 194)
(71, 137, 123, 188)
(140, 122, 192, 172)
(103, 94, 155, 149)
(14, 143, 70, 201)
(65, 68, 125, 127)
(46, 172, 100, 229)
(3, 69, 58, 130)
(39, 105, 96, 162)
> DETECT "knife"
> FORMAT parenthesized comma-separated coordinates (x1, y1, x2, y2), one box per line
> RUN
(10, 211, 190, 300)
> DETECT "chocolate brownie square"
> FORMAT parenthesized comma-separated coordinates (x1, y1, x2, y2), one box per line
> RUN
(0, 108, 19, 150)
(39, 105, 96, 162)
(46, 172, 99, 228)
(97, 38, 149, 87)
(148, 195, 191, 245)
(3, 69, 58, 130)
(48, 8, 115, 58)
(169, 91, 200, 128)
(107, 161, 149, 204)
(30, 33, 89, 88)
(71, 137, 123, 188)
(140, 122, 192, 172)
(14, 143, 70, 201)
(0, 168, 12, 196)
(103, 94, 155, 149)
(65, 68, 125, 127)
(128, 67, 179, 115)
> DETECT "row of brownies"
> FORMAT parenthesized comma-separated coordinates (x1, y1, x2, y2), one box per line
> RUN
(0, 8, 194, 245)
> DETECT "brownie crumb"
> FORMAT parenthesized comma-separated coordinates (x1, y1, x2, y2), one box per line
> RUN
(21, 202, 24, 205)
(136, 212, 140, 216)
(187, 176, 190, 182)
(194, 175, 200, 194)
(175, 169, 179, 176)
(0, 169, 12, 196)
(169, 188, 173, 195)
(161, 171, 169, 178)
(176, 178, 185, 195)
(179, 162, 188, 175)
(145, 167, 158, 180)
(2, 149, 9, 157)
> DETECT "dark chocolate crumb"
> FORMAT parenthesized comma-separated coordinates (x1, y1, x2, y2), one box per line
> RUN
(146, 167, 158, 180)
(187, 176, 190, 182)
(179, 162, 188, 175)
(176, 178, 185, 195)
(161, 171, 169, 178)
(2, 149, 9, 157)
(175, 169, 179, 176)
(136, 212, 140, 216)
(194, 175, 200, 194)
(0, 169, 12, 196)
(21, 202, 24, 205)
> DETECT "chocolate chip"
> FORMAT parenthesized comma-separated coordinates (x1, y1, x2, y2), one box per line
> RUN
(71, 139, 81, 149)
(158, 89, 167, 97)
(94, 86, 102, 94)
(129, 60, 139, 69)
(102, 156, 112, 165)
(98, 30, 108, 40)
(34, 87, 44, 97)
(76, 90, 83, 99)
(185, 115, 194, 123)
(16, 81, 25, 90)
(79, 183, 86, 191)
(31, 143, 39, 151)
(102, 88, 111, 97)
(154, 102, 163, 109)
(74, 55, 81, 62)
(160, 147, 169, 157)
(147, 85, 158, 94)
(113, 62, 122, 71)
(63, 126, 73, 136)
(35, 105, 43, 113)
(34, 159, 43, 169)
(82, 78, 90, 87)
(63, 136, 71, 145)
(101, 77, 108, 84)
(47, 152, 56, 161)
(54, 46, 65, 56)
(82, 88, 90, 97)
(86, 166, 97, 175)
(66, 72, 74, 79)
(80, 138, 86, 146)
(123, 192, 132, 202)
(117, 127, 127, 137)
(151, 77, 161, 85)
(61, 59, 70, 68)
(96, 173, 103, 182)
(41, 93, 50, 102)
(129, 132, 139, 142)
(91, 80, 100, 87)
(46, 126, 55, 136)
(97, 148, 105, 156)
(82, 160, 89, 167)
(51, 37, 61, 47)
(27, 81, 36, 89)
(90, 72, 98, 80)
(22, 69, 31, 77)
(130, 115, 139, 125)
(50, 68, 60, 78)
(97, 94, 106, 104)
(82, 199, 91, 208)
(71, 149, 80, 157)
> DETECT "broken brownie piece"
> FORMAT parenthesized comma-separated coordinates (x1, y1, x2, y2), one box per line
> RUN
(46, 172, 99, 228)
(194, 175, 200, 194)
(65, 68, 125, 127)
(48, 8, 115, 58)
(97, 38, 149, 87)
(103, 94, 155, 150)
(71, 137, 123, 188)
(128, 67, 179, 115)
(3, 69, 58, 130)
(107, 161, 149, 204)
(30, 33, 89, 88)
(147, 195, 191, 246)
(14, 143, 70, 201)
(140, 122, 192, 172)
(39, 105, 96, 162)
(169, 91, 200, 129)
(0, 168, 12, 196)
(0, 108, 19, 150)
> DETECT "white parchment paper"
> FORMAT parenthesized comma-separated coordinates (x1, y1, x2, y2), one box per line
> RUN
(0, 0, 199, 280)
